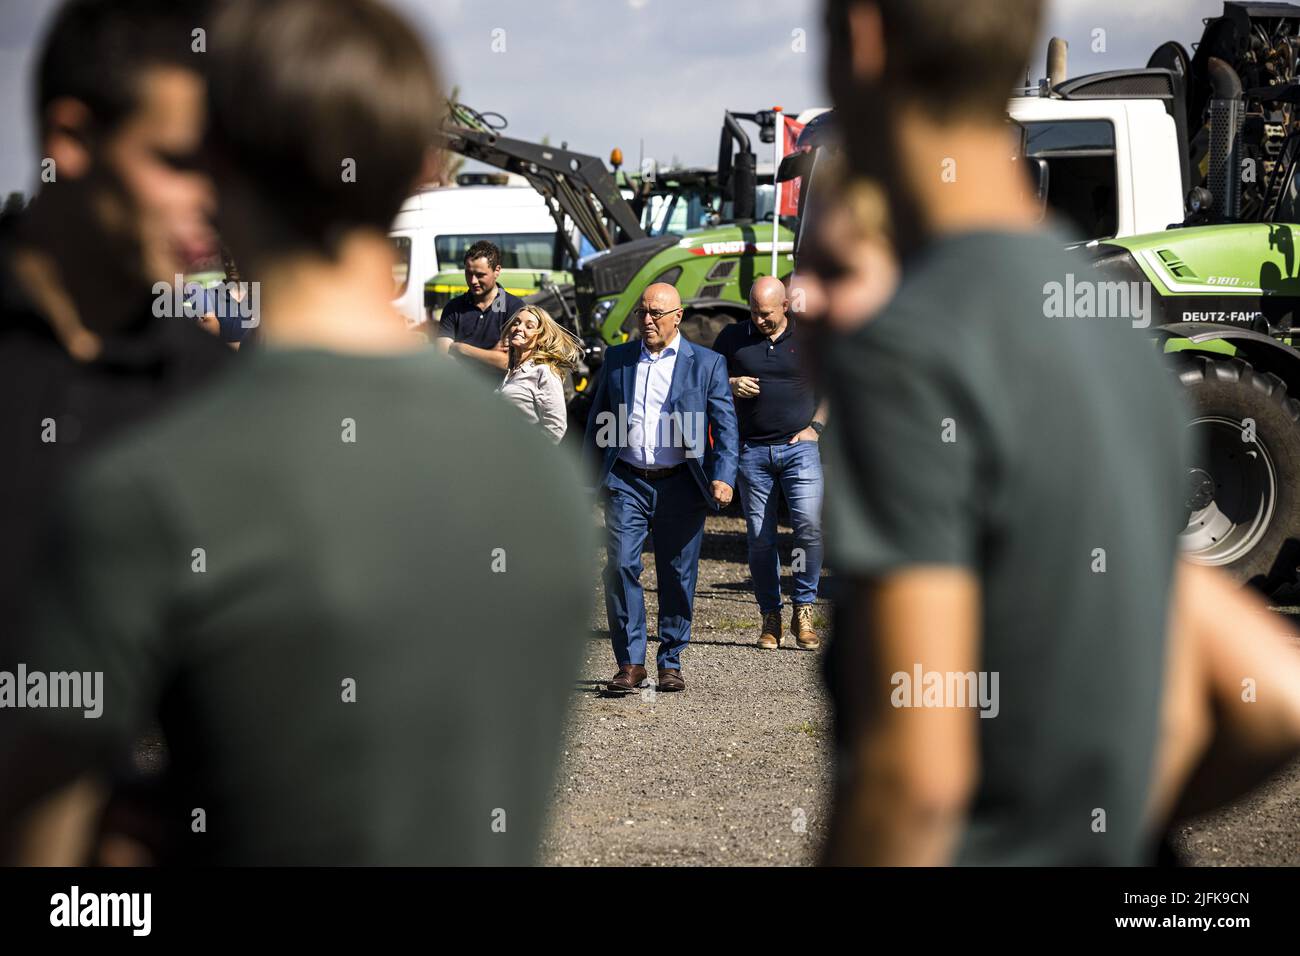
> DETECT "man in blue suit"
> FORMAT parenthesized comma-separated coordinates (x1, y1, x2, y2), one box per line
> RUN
(584, 283, 739, 694)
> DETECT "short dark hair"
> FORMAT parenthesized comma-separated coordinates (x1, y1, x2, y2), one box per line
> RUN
(827, 0, 1044, 121)
(465, 241, 502, 271)
(206, 0, 441, 256)
(35, 0, 207, 134)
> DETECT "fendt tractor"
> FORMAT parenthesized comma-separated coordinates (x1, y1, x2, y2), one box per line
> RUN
(577, 109, 828, 351)
(783, 2, 1300, 593)
(437, 104, 823, 412)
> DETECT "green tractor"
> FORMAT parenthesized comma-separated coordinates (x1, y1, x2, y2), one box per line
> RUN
(1089, 225, 1300, 593)
(987, 2, 1300, 593)
(1075, 2, 1300, 594)
(579, 110, 807, 353)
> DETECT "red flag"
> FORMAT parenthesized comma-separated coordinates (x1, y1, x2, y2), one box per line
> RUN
(779, 116, 806, 218)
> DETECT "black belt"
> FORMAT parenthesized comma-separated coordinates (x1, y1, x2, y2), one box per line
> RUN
(620, 461, 686, 480)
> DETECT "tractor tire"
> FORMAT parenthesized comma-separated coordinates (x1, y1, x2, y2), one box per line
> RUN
(680, 310, 739, 349)
(1171, 353, 1300, 595)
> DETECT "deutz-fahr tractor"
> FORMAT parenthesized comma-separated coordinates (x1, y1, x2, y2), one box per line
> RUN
(785, 2, 1300, 594)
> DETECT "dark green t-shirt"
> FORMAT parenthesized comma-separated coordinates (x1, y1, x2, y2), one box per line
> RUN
(821, 230, 1190, 865)
(12, 346, 593, 864)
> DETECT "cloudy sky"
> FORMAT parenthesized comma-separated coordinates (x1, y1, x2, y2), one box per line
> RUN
(0, 0, 1227, 197)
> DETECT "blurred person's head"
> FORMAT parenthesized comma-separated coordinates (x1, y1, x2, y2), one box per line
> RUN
(748, 276, 789, 337)
(464, 241, 503, 300)
(20, 0, 214, 329)
(205, 0, 440, 281)
(635, 283, 682, 352)
(500, 305, 582, 375)
(220, 244, 240, 284)
(823, 0, 1044, 253)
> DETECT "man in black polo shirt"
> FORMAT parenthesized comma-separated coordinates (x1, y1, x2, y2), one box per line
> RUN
(713, 275, 827, 651)
(434, 239, 526, 377)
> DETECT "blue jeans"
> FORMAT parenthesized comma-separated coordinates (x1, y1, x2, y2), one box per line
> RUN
(603, 461, 708, 670)
(736, 439, 824, 612)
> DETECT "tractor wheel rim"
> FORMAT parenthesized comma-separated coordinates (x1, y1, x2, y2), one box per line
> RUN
(1179, 415, 1277, 566)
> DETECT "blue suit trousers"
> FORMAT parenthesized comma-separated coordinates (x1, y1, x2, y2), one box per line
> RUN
(603, 461, 708, 671)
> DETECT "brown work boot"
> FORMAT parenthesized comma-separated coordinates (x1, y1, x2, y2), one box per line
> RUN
(757, 609, 782, 650)
(605, 664, 648, 695)
(793, 604, 820, 650)
(657, 668, 685, 692)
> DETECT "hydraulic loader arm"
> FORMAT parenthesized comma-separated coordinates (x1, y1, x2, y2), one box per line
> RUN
(437, 105, 645, 261)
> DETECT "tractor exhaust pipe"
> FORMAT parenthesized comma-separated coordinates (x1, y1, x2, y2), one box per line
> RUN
(718, 111, 756, 222)
(1207, 56, 1244, 221)
(1046, 37, 1068, 90)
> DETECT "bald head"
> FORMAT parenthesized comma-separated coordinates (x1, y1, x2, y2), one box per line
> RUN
(645, 282, 681, 311)
(749, 276, 786, 310)
(638, 282, 683, 352)
(748, 276, 789, 338)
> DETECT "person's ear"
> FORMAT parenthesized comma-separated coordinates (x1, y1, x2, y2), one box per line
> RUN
(41, 98, 95, 181)
(846, 1, 886, 85)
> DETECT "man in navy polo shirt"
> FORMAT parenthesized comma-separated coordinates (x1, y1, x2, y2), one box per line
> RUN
(713, 275, 827, 651)
(434, 239, 526, 376)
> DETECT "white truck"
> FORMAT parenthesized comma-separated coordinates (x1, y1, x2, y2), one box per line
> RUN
(389, 181, 571, 327)
(1008, 93, 1184, 243)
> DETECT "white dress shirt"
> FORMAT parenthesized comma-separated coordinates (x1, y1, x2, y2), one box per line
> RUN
(497, 359, 568, 443)
(619, 333, 684, 469)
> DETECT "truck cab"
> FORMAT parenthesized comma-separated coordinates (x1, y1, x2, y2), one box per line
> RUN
(1008, 95, 1185, 242)
(783, 76, 1190, 257)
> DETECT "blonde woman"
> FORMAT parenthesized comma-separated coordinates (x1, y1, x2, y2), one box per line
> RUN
(497, 305, 582, 443)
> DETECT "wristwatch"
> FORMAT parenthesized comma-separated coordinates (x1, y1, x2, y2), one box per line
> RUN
(810, 421, 825, 436)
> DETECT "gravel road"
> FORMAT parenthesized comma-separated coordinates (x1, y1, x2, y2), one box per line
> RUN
(539, 513, 1300, 867)
(539, 513, 832, 866)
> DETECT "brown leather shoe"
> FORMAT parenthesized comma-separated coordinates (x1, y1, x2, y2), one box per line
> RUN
(605, 664, 648, 695)
(793, 604, 820, 649)
(657, 668, 685, 692)
(757, 609, 782, 650)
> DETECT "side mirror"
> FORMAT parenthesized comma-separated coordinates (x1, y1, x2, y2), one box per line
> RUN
(1185, 186, 1213, 222)
(777, 149, 812, 184)
(1030, 157, 1050, 220)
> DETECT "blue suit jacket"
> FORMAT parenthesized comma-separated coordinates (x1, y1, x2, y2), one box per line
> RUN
(583, 335, 739, 506)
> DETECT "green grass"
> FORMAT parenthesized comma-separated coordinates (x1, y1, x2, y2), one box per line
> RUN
(788, 720, 822, 739)
(707, 616, 756, 632)
(707, 610, 829, 631)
